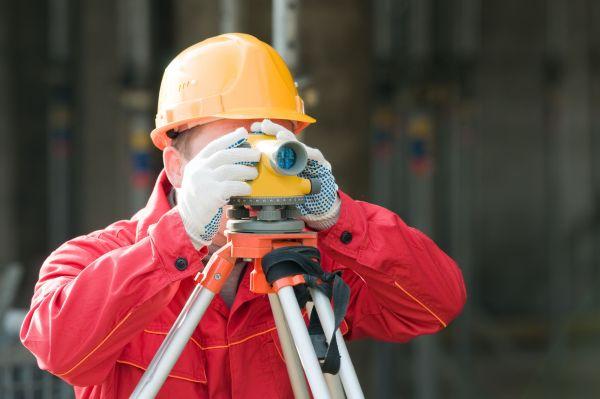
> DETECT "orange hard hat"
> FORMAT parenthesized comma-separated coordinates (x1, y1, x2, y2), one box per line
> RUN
(150, 33, 316, 150)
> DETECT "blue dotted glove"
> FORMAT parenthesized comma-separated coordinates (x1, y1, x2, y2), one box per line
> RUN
(252, 119, 341, 230)
(297, 160, 338, 218)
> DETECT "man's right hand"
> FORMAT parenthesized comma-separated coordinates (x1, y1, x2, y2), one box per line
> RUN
(176, 127, 260, 249)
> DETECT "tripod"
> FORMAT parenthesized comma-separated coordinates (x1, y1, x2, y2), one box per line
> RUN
(130, 218, 365, 398)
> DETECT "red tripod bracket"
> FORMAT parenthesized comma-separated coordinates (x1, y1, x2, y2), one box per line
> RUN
(195, 231, 318, 295)
(227, 231, 318, 294)
(194, 242, 236, 294)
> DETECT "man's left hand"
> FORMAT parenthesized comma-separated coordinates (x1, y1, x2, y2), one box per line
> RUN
(251, 119, 341, 230)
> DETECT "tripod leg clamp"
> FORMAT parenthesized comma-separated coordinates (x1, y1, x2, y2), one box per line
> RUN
(196, 242, 236, 294)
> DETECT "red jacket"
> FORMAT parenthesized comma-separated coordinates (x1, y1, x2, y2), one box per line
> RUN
(21, 171, 466, 398)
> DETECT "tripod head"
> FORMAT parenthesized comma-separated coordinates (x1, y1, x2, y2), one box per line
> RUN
(227, 132, 321, 234)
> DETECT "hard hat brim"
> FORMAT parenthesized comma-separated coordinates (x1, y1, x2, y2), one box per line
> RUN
(151, 109, 316, 150)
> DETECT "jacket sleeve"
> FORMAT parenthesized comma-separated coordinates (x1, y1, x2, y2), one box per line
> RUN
(318, 191, 466, 342)
(20, 208, 207, 386)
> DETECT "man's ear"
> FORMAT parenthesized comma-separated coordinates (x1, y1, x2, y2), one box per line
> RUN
(163, 146, 185, 188)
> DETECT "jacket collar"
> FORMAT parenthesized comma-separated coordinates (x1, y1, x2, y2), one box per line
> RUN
(133, 170, 174, 242)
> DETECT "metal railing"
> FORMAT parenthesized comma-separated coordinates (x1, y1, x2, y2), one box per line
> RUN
(0, 263, 73, 398)
(0, 344, 73, 399)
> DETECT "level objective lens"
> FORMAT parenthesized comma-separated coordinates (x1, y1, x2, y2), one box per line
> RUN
(276, 146, 297, 170)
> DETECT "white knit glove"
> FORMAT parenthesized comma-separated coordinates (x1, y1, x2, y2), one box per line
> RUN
(251, 119, 341, 231)
(176, 127, 260, 248)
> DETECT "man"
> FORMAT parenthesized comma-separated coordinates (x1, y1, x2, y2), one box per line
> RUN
(21, 33, 466, 398)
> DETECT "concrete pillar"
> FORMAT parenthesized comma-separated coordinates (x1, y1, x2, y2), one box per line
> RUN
(117, 0, 155, 213)
(47, 0, 74, 249)
(174, 0, 219, 49)
(12, 1, 49, 305)
(0, 0, 16, 264)
(447, 1, 480, 397)
(589, 0, 600, 310)
(560, 0, 594, 309)
(77, 0, 123, 231)
(220, 0, 245, 33)
(545, 0, 594, 374)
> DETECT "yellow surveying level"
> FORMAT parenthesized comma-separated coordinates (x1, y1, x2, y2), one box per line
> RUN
(238, 133, 318, 201)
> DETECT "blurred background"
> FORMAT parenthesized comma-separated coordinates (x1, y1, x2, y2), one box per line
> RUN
(1, 0, 599, 398)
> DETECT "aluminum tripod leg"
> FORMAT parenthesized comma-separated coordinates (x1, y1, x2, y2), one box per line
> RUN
(277, 286, 332, 399)
(325, 373, 346, 398)
(268, 293, 310, 399)
(310, 288, 365, 399)
(305, 302, 346, 399)
(130, 284, 215, 398)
